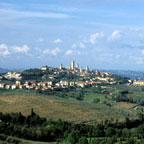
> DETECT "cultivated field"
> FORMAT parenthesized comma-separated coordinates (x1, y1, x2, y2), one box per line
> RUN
(0, 90, 132, 124)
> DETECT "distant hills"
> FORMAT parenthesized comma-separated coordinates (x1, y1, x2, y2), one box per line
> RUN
(1, 66, 144, 80)
(100, 69, 144, 80)
(0, 68, 23, 74)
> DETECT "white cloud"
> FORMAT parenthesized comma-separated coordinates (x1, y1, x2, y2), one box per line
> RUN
(79, 42, 85, 48)
(38, 37, 44, 42)
(53, 38, 62, 44)
(90, 32, 104, 44)
(136, 59, 144, 65)
(43, 49, 50, 55)
(72, 43, 77, 49)
(43, 47, 61, 56)
(0, 43, 10, 56)
(12, 45, 29, 53)
(65, 50, 73, 55)
(0, 9, 69, 19)
(141, 50, 144, 55)
(108, 30, 121, 41)
(51, 47, 60, 56)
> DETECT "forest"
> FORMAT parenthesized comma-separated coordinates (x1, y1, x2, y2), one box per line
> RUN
(1, 109, 144, 144)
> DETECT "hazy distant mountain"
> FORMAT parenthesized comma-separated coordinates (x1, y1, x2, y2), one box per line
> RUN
(0, 68, 23, 74)
(99, 69, 144, 80)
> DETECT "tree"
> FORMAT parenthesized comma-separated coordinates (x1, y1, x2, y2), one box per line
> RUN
(78, 137, 88, 144)
(67, 130, 80, 144)
(93, 98, 100, 103)
(106, 127, 115, 137)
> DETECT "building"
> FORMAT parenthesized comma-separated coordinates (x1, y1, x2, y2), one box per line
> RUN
(11, 84, 17, 90)
(71, 60, 75, 70)
(40, 67, 47, 71)
(133, 80, 144, 86)
(0, 83, 5, 88)
(16, 81, 21, 86)
(5, 85, 11, 89)
(80, 66, 83, 73)
(70, 82, 76, 87)
(96, 70, 100, 76)
(86, 66, 89, 72)
(76, 63, 79, 69)
(60, 64, 62, 70)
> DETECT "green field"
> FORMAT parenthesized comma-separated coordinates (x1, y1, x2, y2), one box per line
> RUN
(0, 85, 141, 124)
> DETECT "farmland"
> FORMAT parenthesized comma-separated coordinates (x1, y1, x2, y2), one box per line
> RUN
(0, 85, 142, 124)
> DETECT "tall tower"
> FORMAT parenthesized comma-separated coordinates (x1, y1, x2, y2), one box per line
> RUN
(60, 64, 62, 70)
(80, 66, 83, 73)
(71, 60, 75, 70)
(86, 66, 89, 72)
(76, 63, 79, 69)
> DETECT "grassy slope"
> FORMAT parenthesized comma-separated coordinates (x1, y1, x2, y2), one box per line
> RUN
(0, 88, 138, 124)
(0, 92, 121, 123)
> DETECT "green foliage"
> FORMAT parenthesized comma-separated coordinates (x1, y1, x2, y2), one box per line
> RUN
(105, 127, 115, 137)
(93, 98, 100, 103)
(78, 137, 88, 144)
(67, 131, 80, 144)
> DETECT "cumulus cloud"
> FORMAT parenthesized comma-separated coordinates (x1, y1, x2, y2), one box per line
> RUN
(108, 30, 121, 41)
(43, 47, 61, 56)
(12, 45, 29, 53)
(53, 38, 62, 44)
(0, 43, 10, 56)
(43, 49, 50, 55)
(141, 50, 144, 55)
(136, 59, 144, 64)
(79, 42, 85, 48)
(51, 47, 60, 55)
(72, 43, 77, 48)
(38, 37, 44, 42)
(65, 50, 73, 55)
(90, 32, 104, 44)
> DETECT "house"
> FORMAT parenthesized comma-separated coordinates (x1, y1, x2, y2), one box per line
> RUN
(19, 85, 24, 89)
(60, 81, 69, 86)
(11, 84, 17, 90)
(16, 81, 21, 86)
(70, 82, 75, 87)
(76, 82, 85, 88)
(133, 81, 144, 86)
(38, 81, 48, 87)
(40, 67, 47, 71)
(47, 81, 53, 86)
(0, 75, 2, 79)
(35, 86, 40, 90)
(55, 82, 61, 87)
(0, 83, 5, 88)
(5, 85, 11, 89)
(4, 72, 22, 80)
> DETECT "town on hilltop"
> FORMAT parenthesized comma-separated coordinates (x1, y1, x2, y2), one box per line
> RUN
(0, 60, 142, 91)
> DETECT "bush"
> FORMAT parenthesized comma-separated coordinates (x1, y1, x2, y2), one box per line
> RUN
(93, 98, 100, 103)
(0, 134, 7, 141)
(78, 137, 88, 144)
(6, 136, 21, 144)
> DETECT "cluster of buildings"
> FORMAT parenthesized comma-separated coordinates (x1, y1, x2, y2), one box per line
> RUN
(60, 60, 89, 73)
(0, 76, 116, 91)
(0, 60, 120, 91)
(133, 80, 144, 86)
(3, 72, 22, 80)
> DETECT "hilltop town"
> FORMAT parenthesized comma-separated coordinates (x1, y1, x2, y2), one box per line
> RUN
(0, 60, 131, 91)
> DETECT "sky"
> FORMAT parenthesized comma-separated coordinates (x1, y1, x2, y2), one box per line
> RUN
(1, 0, 144, 70)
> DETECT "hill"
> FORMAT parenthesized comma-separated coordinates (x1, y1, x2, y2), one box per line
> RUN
(0, 68, 23, 74)
(0, 88, 138, 124)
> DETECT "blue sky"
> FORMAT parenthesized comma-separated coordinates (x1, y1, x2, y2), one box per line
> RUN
(1, 0, 144, 70)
